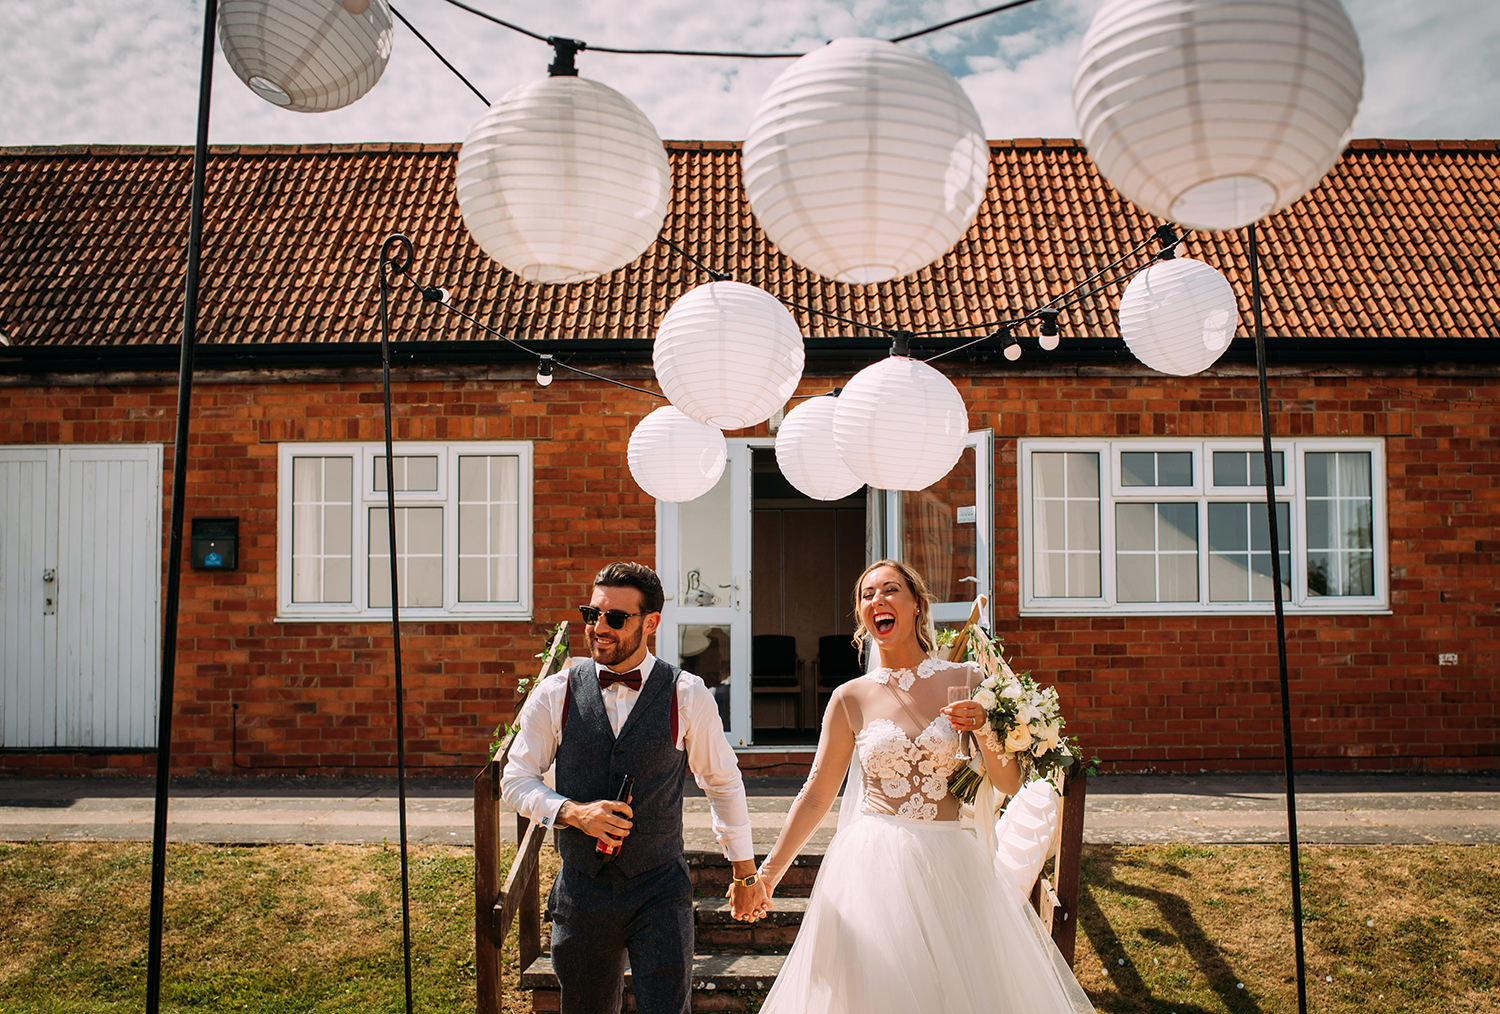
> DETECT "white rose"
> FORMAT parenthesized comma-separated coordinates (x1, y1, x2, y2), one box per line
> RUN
(1016, 703, 1042, 727)
(1001, 681, 1024, 701)
(980, 675, 998, 690)
(1005, 724, 1034, 753)
(974, 687, 997, 710)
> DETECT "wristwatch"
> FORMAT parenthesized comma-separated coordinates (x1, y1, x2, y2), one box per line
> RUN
(729, 871, 759, 888)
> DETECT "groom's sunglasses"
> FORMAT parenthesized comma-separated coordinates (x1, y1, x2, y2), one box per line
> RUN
(579, 605, 650, 629)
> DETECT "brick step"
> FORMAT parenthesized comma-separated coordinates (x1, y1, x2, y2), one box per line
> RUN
(694, 895, 808, 950)
(688, 850, 821, 897)
(524, 952, 786, 1013)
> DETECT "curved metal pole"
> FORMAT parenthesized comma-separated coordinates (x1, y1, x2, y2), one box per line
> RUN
(1249, 222, 1309, 1014)
(378, 234, 417, 1014)
(146, 1, 216, 1010)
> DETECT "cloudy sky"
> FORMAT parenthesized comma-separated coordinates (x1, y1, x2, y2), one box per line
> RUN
(2, 0, 1497, 148)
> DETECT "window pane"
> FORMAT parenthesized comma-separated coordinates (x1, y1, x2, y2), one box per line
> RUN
(1116, 503, 1155, 551)
(1212, 452, 1248, 487)
(291, 456, 352, 603)
(1066, 501, 1101, 550)
(902, 447, 976, 603)
(1032, 452, 1100, 599)
(1033, 453, 1065, 498)
(369, 506, 443, 608)
(374, 455, 439, 492)
(1209, 501, 1290, 602)
(1115, 503, 1198, 603)
(1121, 451, 1192, 486)
(457, 456, 521, 604)
(680, 460, 733, 601)
(1305, 452, 1375, 597)
(1066, 554, 1101, 598)
(1037, 552, 1067, 598)
(1158, 452, 1193, 486)
(1121, 452, 1155, 487)
(1213, 451, 1284, 487)
(1158, 503, 1197, 551)
(1117, 555, 1155, 602)
(1066, 453, 1099, 497)
(1159, 553, 1198, 601)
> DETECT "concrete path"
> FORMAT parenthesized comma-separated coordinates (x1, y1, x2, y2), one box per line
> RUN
(1, 772, 1496, 849)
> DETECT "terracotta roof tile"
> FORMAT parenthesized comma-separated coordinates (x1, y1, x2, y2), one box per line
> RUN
(0, 140, 1497, 350)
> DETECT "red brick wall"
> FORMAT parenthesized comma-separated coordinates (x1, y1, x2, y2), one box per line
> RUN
(0, 368, 1495, 776)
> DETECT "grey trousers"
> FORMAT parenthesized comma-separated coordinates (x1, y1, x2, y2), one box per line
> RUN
(549, 856, 694, 1014)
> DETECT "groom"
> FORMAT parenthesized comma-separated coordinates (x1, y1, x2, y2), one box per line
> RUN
(501, 561, 767, 1014)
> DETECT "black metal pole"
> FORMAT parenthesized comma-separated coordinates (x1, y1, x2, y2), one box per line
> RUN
(1249, 223, 1309, 1014)
(378, 234, 417, 1014)
(146, 1, 216, 1011)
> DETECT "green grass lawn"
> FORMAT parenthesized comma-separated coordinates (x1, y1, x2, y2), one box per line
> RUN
(0, 841, 1495, 1013)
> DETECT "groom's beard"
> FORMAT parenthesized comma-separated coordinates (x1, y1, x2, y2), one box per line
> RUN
(588, 623, 643, 669)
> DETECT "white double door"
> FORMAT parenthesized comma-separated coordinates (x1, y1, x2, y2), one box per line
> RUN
(0, 446, 162, 748)
(657, 433, 991, 747)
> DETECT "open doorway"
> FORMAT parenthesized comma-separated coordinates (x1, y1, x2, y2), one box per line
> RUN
(747, 448, 866, 746)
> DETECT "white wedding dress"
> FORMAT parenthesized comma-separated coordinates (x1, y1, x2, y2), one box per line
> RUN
(757, 658, 1094, 1014)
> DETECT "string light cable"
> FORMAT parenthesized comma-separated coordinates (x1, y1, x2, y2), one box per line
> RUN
(422, 0, 1048, 60)
(384, 0, 1192, 377)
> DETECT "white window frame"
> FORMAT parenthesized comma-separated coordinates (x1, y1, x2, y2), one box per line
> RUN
(276, 441, 533, 621)
(1019, 437, 1387, 616)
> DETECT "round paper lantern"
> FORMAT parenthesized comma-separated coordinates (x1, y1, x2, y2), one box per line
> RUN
(742, 37, 990, 284)
(627, 407, 727, 503)
(1072, 0, 1363, 231)
(833, 357, 968, 491)
(653, 282, 804, 430)
(775, 396, 864, 501)
(1118, 257, 1238, 375)
(456, 76, 670, 284)
(218, 0, 393, 112)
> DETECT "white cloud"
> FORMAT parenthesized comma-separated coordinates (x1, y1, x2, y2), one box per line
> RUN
(0, 0, 1496, 146)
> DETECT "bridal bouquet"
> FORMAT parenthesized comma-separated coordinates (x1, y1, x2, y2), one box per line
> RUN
(941, 628, 1074, 803)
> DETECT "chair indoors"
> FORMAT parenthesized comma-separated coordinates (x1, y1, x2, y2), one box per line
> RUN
(814, 634, 863, 717)
(750, 633, 803, 731)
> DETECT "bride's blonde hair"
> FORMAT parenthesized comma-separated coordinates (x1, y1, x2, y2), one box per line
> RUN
(850, 559, 937, 657)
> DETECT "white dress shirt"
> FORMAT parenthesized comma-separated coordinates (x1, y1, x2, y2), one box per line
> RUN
(500, 651, 754, 862)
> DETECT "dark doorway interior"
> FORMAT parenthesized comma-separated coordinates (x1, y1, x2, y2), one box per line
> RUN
(748, 448, 866, 746)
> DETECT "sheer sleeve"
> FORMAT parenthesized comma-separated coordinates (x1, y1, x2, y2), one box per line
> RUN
(757, 684, 859, 891)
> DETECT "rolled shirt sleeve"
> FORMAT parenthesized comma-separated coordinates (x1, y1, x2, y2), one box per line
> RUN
(677, 673, 754, 863)
(498, 671, 571, 829)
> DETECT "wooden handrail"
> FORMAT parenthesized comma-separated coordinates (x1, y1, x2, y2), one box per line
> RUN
(475, 621, 569, 1014)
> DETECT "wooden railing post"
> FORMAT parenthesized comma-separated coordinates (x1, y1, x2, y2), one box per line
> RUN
(473, 758, 504, 1014)
(474, 622, 569, 1014)
(1050, 767, 1088, 966)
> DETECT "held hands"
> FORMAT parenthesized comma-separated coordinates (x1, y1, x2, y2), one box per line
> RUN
(559, 797, 633, 848)
(728, 864, 772, 922)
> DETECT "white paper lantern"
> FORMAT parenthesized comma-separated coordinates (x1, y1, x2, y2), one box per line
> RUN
(218, 0, 392, 113)
(1118, 257, 1238, 375)
(627, 407, 727, 503)
(456, 76, 670, 284)
(833, 357, 968, 491)
(775, 396, 864, 501)
(742, 37, 990, 284)
(653, 282, 805, 430)
(1072, 0, 1363, 231)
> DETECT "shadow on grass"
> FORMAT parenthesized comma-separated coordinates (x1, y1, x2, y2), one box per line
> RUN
(1078, 845, 1265, 1014)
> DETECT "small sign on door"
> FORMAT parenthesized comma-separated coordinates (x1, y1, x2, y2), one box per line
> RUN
(956, 506, 977, 525)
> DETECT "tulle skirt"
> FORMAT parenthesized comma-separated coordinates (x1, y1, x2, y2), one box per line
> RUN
(760, 813, 1094, 1014)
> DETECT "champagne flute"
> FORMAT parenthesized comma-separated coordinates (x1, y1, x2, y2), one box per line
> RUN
(946, 681, 973, 761)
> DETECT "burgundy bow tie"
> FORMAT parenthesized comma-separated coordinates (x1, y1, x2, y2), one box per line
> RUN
(598, 668, 642, 691)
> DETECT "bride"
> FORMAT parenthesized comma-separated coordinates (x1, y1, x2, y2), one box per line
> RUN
(746, 559, 1094, 1013)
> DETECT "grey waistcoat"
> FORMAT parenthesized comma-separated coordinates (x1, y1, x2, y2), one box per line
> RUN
(554, 658, 688, 879)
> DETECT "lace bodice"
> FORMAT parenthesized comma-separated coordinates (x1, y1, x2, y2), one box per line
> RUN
(759, 657, 1002, 888)
(856, 716, 966, 820)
